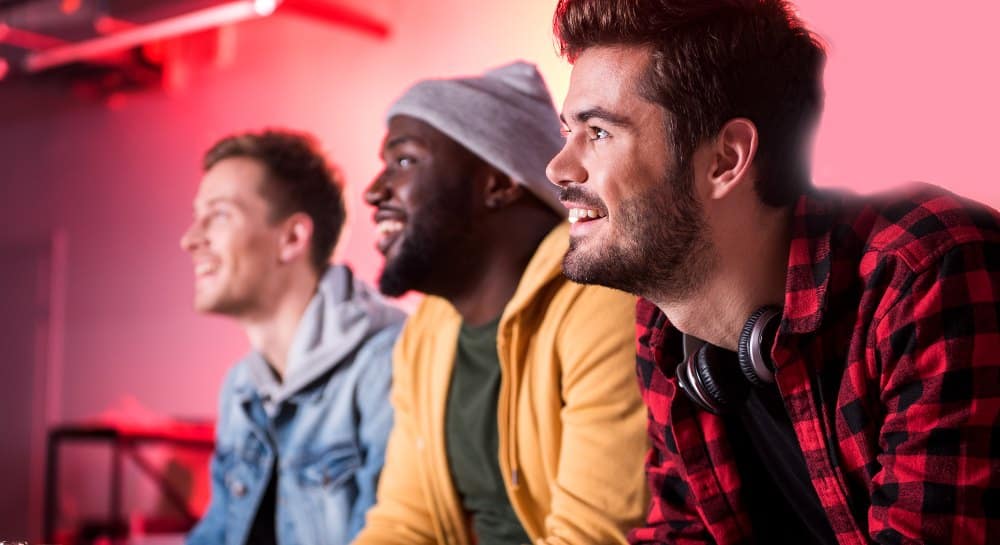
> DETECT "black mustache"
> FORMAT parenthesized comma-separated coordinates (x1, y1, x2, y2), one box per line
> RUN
(559, 186, 605, 211)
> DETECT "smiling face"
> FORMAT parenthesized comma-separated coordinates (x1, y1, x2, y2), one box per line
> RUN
(364, 115, 483, 297)
(180, 157, 284, 316)
(547, 44, 716, 301)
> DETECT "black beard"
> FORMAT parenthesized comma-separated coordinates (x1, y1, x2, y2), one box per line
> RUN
(377, 188, 477, 298)
(561, 168, 715, 302)
(378, 221, 436, 297)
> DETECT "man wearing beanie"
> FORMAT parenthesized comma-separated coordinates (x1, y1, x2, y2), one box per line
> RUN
(354, 62, 648, 545)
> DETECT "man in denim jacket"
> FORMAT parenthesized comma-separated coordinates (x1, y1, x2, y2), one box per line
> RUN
(182, 130, 404, 545)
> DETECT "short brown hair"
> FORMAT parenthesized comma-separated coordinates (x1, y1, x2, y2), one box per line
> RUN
(554, 0, 826, 206)
(204, 129, 346, 273)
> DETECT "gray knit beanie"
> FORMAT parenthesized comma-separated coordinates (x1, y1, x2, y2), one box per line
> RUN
(386, 61, 565, 215)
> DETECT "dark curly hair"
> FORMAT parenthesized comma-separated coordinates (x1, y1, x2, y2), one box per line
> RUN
(554, 0, 826, 206)
(204, 129, 346, 274)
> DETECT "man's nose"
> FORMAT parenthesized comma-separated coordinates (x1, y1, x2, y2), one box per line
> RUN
(546, 142, 587, 188)
(180, 221, 203, 252)
(364, 173, 391, 207)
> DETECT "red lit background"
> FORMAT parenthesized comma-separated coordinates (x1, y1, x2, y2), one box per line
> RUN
(0, 0, 998, 541)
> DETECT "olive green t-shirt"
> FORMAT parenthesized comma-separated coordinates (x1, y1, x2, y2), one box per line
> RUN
(444, 317, 531, 545)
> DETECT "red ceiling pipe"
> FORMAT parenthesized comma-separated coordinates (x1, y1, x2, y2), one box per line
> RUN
(280, 0, 389, 39)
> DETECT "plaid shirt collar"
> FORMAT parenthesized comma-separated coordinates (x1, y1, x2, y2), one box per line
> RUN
(782, 191, 836, 333)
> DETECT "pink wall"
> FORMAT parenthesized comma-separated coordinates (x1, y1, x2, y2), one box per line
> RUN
(0, 0, 572, 424)
(0, 0, 997, 428)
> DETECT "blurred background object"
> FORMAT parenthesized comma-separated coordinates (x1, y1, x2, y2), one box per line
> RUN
(42, 396, 213, 545)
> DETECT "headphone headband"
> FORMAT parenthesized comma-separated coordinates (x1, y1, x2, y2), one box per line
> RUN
(738, 306, 781, 386)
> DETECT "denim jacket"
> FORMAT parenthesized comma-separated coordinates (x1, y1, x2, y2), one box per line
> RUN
(187, 265, 405, 545)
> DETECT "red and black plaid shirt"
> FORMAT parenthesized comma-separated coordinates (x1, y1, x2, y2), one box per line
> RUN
(630, 183, 1000, 545)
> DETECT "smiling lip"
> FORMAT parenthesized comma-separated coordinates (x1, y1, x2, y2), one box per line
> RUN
(373, 206, 405, 224)
(192, 257, 219, 279)
(373, 208, 406, 255)
(561, 201, 608, 225)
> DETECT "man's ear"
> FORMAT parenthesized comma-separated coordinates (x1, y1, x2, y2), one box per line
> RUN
(705, 118, 758, 200)
(278, 212, 314, 264)
(482, 168, 525, 209)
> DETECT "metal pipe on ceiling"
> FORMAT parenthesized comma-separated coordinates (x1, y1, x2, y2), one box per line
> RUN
(0, 0, 389, 77)
(23, 0, 278, 72)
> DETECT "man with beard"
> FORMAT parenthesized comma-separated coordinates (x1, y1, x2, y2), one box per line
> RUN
(547, 1, 1000, 544)
(353, 62, 648, 545)
(183, 130, 404, 545)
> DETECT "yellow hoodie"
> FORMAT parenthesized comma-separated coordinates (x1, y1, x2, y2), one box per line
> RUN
(354, 223, 648, 545)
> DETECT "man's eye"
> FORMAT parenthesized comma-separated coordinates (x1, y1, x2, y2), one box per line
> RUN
(397, 156, 416, 167)
(207, 210, 229, 223)
(589, 127, 610, 141)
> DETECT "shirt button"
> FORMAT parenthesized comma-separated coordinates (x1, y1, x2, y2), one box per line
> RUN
(229, 480, 247, 497)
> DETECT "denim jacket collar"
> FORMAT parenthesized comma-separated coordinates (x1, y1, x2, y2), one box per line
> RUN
(233, 264, 405, 416)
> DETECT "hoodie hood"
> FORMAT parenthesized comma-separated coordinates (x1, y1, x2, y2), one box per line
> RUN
(243, 264, 405, 413)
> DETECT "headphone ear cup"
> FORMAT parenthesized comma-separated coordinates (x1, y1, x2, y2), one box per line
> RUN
(677, 343, 749, 415)
(696, 343, 749, 412)
(738, 306, 781, 386)
(676, 355, 720, 414)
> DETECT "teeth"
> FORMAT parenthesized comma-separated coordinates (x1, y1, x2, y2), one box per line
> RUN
(195, 262, 216, 276)
(567, 208, 605, 224)
(376, 220, 404, 235)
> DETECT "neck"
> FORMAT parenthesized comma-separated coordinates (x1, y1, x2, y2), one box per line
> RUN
(444, 211, 559, 326)
(658, 205, 791, 350)
(241, 269, 320, 380)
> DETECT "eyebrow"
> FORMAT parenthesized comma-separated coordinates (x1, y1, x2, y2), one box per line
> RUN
(561, 107, 635, 128)
(195, 197, 244, 213)
(384, 135, 426, 151)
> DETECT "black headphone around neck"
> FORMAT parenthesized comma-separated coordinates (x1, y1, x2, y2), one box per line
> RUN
(675, 306, 782, 415)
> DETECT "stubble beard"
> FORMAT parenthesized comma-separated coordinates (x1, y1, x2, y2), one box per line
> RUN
(196, 279, 264, 318)
(561, 168, 716, 304)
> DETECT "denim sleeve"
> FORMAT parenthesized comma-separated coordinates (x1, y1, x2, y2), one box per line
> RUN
(187, 369, 237, 545)
(346, 324, 400, 540)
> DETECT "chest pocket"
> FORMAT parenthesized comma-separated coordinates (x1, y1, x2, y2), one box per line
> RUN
(211, 433, 272, 545)
(298, 442, 361, 490)
(221, 432, 270, 499)
(294, 443, 362, 545)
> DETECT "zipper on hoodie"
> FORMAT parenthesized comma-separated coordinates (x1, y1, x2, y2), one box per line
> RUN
(496, 324, 522, 491)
